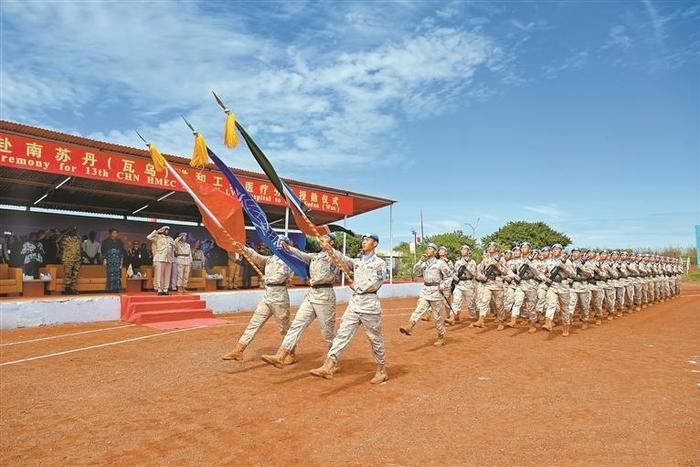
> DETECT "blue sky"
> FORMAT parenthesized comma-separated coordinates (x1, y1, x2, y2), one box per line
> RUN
(1, 0, 698, 249)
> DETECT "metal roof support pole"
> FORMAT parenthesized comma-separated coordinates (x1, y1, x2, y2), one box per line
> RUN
(284, 207, 290, 237)
(389, 203, 394, 284)
(341, 215, 348, 287)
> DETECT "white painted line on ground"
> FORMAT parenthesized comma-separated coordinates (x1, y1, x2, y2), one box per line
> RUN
(0, 326, 207, 367)
(0, 324, 137, 346)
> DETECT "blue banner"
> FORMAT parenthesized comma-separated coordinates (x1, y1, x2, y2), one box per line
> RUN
(207, 147, 308, 279)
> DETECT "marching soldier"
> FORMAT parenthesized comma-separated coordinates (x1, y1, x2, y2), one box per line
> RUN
(534, 247, 552, 320)
(56, 227, 82, 295)
(445, 245, 478, 325)
(470, 241, 509, 330)
(543, 244, 576, 336)
(610, 252, 630, 313)
(586, 250, 606, 325)
(508, 242, 547, 332)
(628, 253, 643, 311)
(262, 234, 340, 369)
(599, 251, 621, 319)
(438, 246, 456, 322)
(502, 249, 517, 316)
(222, 239, 293, 361)
(567, 247, 593, 329)
(310, 233, 388, 384)
(400, 243, 453, 346)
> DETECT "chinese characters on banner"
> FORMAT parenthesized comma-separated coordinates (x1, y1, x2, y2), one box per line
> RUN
(0, 131, 353, 215)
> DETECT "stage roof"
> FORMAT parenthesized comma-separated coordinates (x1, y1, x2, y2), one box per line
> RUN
(0, 120, 394, 227)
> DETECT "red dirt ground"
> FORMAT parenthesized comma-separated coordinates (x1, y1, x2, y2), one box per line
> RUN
(1, 285, 699, 466)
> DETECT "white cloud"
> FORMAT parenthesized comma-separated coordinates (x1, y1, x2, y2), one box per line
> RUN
(0, 2, 506, 178)
(542, 49, 589, 79)
(523, 203, 566, 220)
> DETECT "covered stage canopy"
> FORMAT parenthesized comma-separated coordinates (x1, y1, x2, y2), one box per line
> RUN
(0, 120, 394, 227)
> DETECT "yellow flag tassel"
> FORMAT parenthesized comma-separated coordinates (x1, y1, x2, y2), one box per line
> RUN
(148, 143, 167, 173)
(190, 133, 209, 167)
(224, 113, 238, 148)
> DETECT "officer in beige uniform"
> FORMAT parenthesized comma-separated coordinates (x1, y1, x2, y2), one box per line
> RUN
(445, 245, 478, 324)
(470, 241, 510, 330)
(222, 239, 293, 361)
(310, 233, 388, 384)
(173, 232, 192, 294)
(399, 243, 453, 346)
(262, 234, 340, 369)
(147, 226, 174, 295)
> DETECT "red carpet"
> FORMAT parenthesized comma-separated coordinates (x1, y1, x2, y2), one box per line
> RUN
(120, 293, 227, 329)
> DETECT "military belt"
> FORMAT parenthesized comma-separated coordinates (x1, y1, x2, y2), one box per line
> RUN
(266, 282, 287, 287)
(423, 282, 439, 286)
(311, 283, 333, 289)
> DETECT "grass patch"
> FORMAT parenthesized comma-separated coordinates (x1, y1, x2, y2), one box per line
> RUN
(683, 271, 700, 282)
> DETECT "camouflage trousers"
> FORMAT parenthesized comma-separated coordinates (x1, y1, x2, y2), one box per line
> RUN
(625, 279, 635, 308)
(503, 284, 517, 317)
(545, 282, 570, 324)
(329, 308, 385, 365)
(589, 283, 605, 318)
(451, 281, 477, 319)
(599, 281, 616, 315)
(63, 259, 81, 290)
(512, 279, 539, 324)
(410, 298, 445, 337)
(281, 298, 336, 351)
(632, 279, 643, 306)
(238, 300, 290, 347)
(478, 283, 505, 321)
(568, 282, 591, 322)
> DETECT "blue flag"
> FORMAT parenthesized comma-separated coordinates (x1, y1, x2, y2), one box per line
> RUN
(206, 147, 308, 279)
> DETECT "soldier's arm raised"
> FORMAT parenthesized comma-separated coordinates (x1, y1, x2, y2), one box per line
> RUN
(284, 244, 313, 264)
(242, 246, 268, 269)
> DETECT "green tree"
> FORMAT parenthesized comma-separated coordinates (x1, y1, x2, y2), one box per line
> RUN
(481, 221, 571, 250)
(305, 233, 362, 257)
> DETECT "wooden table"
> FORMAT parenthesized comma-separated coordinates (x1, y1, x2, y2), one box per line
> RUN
(23, 279, 50, 297)
(126, 277, 147, 293)
(205, 278, 223, 291)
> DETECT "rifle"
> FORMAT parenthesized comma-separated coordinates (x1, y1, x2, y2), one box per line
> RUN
(451, 264, 467, 294)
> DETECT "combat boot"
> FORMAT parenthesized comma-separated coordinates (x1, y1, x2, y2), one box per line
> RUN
(562, 325, 570, 337)
(399, 321, 415, 336)
(496, 322, 505, 331)
(221, 342, 246, 361)
(542, 317, 554, 332)
(469, 316, 485, 328)
(421, 311, 431, 322)
(635, 306, 641, 311)
(581, 322, 589, 330)
(282, 347, 296, 366)
(433, 335, 445, 347)
(507, 316, 518, 328)
(370, 365, 388, 384)
(528, 324, 538, 334)
(445, 315, 455, 326)
(310, 356, 337, 379)
(595, 319, 602, 326)
(261, 346, 289, 369)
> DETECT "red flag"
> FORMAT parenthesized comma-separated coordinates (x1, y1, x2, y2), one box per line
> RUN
(175, 168, 245, 251)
